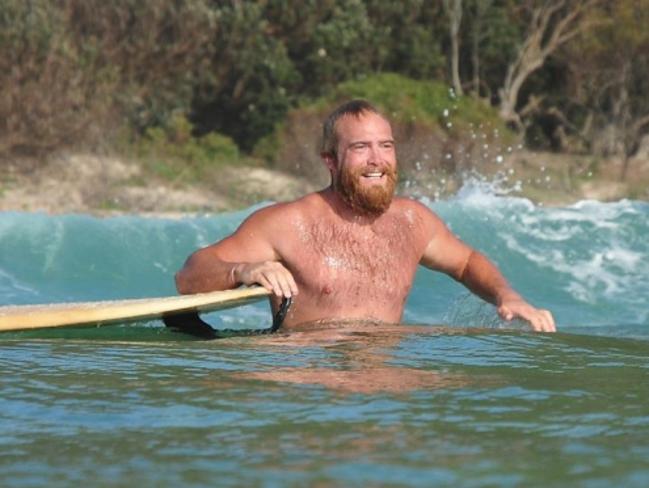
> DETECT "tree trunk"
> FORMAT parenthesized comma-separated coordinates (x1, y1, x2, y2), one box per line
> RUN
(444, 0, 463, 96)
(471, 29, 480, 95)
(498, 0, 599, 129)
(469, 0, 492, 97)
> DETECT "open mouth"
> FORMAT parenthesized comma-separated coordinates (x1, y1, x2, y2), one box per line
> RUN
(361, 172, 385, 180)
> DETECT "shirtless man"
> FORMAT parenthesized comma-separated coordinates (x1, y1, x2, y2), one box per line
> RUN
(175, 100, 556, 332)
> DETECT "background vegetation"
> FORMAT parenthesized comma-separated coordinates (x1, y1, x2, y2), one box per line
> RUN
(1, 0, 648, 186)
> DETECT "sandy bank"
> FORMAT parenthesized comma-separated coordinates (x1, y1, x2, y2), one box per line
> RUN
(0, 153, 316, 216)
(1, 151, 647, 216)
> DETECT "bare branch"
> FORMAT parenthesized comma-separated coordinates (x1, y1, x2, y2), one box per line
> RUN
(499, 0, 602, 128)
(519, 94, 545, 119)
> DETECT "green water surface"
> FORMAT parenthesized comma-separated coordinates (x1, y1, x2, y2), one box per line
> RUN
(2, 327, 648, 487)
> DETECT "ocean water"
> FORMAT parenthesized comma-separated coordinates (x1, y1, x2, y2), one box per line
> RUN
(1, 188, 648, 487)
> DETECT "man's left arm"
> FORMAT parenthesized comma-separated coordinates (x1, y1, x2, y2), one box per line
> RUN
(453, 250, 555, 332)
(418, 209, 556, 332)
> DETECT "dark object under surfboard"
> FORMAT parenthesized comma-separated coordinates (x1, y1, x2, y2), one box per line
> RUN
(162, 295, 292, 339)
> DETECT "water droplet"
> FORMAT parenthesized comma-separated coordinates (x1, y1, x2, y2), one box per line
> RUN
(496, 155, 504, 163)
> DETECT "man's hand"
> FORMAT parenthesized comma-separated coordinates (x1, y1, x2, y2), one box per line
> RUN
(234, 261, 298, 298)
(498, 298, 556, 332)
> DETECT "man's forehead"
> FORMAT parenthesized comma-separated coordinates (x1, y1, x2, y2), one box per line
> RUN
(335, 111, 393, 137)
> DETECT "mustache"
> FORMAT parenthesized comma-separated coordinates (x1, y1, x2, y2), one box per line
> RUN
(351, 164, 397, 178)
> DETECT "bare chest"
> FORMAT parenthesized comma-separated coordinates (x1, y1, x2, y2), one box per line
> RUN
(283, 217, 423, 306)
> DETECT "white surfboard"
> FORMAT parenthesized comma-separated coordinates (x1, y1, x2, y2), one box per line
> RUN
(0, 287, 271, 332)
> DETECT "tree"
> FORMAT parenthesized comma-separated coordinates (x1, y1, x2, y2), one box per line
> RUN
(565, 0, 649, 178)
(0, 0, 215, 157)
(497, 0, 601, 129)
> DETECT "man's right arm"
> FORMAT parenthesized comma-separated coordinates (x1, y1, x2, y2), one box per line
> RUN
(174, 206, 298, 298)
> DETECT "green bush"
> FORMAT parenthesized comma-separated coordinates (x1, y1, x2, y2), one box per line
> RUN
(256, 73, 515, 189)
(135, 115, 246, 184)
(0, 0, 215, 159)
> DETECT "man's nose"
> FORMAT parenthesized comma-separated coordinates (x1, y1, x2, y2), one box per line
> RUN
(367, 144, 381, 164)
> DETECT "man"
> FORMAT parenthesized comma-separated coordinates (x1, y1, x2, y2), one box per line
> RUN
(175, 100, 556, 332)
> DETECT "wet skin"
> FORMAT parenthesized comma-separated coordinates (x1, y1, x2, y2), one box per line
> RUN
(175, 112, 556, 332)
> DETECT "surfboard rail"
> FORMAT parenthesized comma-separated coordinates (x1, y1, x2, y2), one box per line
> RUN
(0, 286, 271, 332)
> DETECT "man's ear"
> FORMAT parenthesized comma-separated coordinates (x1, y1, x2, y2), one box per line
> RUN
(321, 152, 337, 172)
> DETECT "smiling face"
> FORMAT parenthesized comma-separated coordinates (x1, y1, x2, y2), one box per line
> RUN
(326, 111, 398, 216)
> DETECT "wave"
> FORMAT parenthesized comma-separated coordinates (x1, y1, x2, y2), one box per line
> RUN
(1, 189, 647, 335)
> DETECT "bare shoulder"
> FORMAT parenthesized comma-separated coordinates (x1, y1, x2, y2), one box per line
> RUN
(208, 195, 317, 262)
(240, 195, 305, 222)
(235, 193, 318, 235)
(390, 197, 447, 231)
(397, 197, 473, 273)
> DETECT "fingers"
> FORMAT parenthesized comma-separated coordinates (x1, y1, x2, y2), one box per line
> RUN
(532, 312, 553, 332)
(498, 304, 556, 333)
(239, 261, 298, 298)
(262, 267, 297, 298)
(525, 309, 555, 332)
(539, 309, 556, 332)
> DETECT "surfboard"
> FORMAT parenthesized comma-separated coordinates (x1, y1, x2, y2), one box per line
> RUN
(0, 287, 271, 333)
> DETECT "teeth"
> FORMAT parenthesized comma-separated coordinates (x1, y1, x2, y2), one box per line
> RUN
(364, 172, 383, 178)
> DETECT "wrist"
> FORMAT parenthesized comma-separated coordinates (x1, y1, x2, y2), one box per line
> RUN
(497, 290, 522, 306)
(229, 264, 242, 287)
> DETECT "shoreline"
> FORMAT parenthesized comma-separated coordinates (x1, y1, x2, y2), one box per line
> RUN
(1, 151, 648, 217)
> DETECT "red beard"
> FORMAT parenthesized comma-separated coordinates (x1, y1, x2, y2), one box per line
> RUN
(335, 164, 397, 216)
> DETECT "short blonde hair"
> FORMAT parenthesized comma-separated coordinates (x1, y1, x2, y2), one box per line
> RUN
(321, 100, 382, 157)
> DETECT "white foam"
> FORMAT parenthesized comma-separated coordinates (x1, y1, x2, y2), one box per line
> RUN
(502, 226, 648, 306)
(450, 175, 533, 211)
(431, 186, 647, 312)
